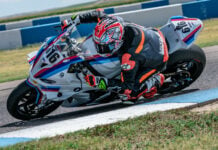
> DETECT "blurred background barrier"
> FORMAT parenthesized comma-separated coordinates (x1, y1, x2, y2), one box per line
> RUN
(0, 0, 217, 50)
(0, 0, 194, 31)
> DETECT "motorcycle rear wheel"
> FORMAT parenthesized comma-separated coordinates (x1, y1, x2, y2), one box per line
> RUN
(7, 81, 62, 120)
(158, 44, 206, 94)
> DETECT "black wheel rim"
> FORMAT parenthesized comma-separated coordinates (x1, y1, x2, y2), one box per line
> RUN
(159, 59, 202, 93)
(16, 88, 40, 118)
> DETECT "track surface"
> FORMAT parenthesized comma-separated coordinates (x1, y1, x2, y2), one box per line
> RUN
(0, 46, 218, 134)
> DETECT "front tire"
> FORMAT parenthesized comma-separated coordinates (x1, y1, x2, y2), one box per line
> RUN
(7, 81, 62, 120)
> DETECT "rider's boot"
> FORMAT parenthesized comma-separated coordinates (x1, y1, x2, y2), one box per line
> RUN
(143, 73, 165, 99)
(121, 73, 165, 104)
(120, 89, 138, 104)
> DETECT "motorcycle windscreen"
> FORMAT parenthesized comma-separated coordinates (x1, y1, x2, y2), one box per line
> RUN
(80, 35, 121, 79)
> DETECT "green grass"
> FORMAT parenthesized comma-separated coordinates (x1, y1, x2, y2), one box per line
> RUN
(195, 18, 218, 47)
(1, 18, 218, 83)
(0, 0, 150, 24)
(2, 110, 217, 150)
(0, 45, 40, 83)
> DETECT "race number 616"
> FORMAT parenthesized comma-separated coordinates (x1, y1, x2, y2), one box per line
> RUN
(176, 21, 190, 33)
(46, 46, 60, 63)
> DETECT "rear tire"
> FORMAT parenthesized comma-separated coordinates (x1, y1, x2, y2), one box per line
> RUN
(158, 44, 206, 94)
(7, 81, 62, 120)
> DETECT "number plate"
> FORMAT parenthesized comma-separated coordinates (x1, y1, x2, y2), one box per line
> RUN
(46, 45, 62, 64)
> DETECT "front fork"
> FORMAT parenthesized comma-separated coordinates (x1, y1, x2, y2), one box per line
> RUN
(26, 78, 45, 106)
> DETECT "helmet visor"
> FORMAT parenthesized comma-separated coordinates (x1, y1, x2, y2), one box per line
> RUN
(95, 42, 116, 54)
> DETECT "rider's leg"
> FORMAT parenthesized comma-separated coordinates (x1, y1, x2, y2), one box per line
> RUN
(130, 69, 164, 98)
(137, 71, 165, 99)
(121, 64, 166, 104)
(84, 63, 166, 103)
(128, 28, 168, 101)
(84, 70, 164, 105)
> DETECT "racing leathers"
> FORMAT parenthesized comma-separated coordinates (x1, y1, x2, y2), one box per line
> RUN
(72, 9, 169, 102)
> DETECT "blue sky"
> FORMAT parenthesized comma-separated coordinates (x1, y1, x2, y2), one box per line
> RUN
(0, 0, 96, 18)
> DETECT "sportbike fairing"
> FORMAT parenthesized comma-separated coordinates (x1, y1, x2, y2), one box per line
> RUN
(160, 16, 203, 54)
(26, 16, 202, 105)
(27, 26, 120, 105)
(7, 15, 206, 121)
(80, 35, 121, 78)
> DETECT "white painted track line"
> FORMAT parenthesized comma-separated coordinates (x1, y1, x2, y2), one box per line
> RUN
(0, 103, 194, 138)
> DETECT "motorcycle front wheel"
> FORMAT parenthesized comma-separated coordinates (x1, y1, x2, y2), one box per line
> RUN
(7, 81, 62, 120)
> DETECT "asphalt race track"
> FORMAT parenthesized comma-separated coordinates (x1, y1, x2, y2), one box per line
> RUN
(0, 45, 218, 135)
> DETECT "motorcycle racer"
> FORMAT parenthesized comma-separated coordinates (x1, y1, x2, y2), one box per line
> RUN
(61, 9, 168, 104)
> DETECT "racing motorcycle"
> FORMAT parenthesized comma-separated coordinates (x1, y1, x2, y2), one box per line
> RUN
(7, 16, 206, 120)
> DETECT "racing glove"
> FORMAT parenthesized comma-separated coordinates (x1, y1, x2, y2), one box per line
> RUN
(61, 14, 80, 31)
(85, 75, 108, 90)
(61, 19, 72, 31)
(71, 14, 80, 25)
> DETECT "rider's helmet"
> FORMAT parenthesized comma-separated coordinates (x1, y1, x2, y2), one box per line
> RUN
(93, 16, 124, 55)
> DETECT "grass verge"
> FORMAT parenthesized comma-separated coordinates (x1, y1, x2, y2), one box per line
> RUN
(2, 110, 217, 150)
(195, 18, 218, 47)
(0, 45, 40, 83)
(0, 18, 218, 83)
(0, 0, 150, 24)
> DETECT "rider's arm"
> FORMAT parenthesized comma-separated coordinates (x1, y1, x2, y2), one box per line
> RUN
(76, 9, 107, 23)
(120, 51, 140, 92)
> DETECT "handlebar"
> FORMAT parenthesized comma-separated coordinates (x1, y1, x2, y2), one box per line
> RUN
(56, 23, 83, 56)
